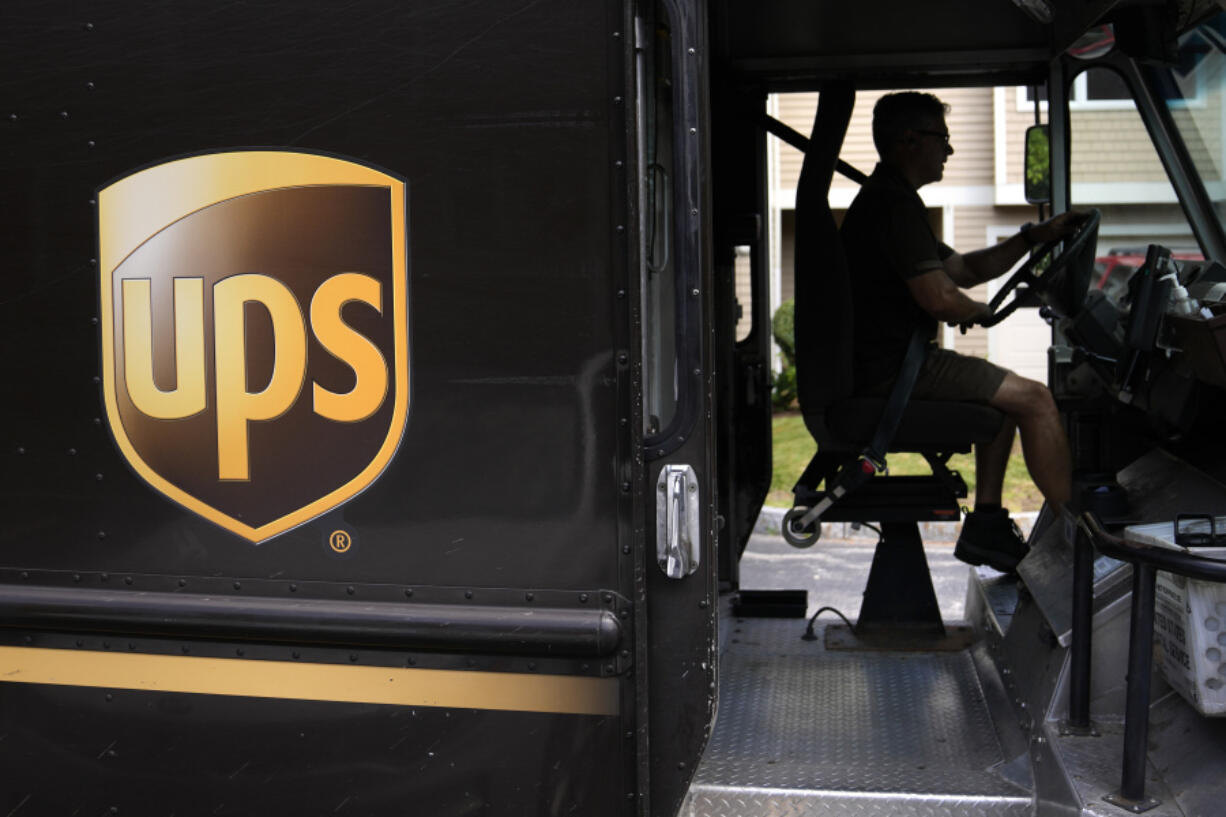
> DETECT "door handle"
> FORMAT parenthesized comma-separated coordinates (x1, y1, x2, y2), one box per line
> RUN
(656, 464, 699, 579)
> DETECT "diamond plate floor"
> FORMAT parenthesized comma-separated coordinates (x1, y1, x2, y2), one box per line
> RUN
(684, 618, 1032, 817)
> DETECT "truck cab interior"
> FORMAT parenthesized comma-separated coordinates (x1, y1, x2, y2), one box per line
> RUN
(678, 0, 1226, 814)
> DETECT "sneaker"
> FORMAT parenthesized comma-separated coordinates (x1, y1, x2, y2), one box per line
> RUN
(954, 507, 1028, 573)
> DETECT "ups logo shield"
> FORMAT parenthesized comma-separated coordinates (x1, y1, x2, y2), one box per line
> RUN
(98, 151, 409, 543)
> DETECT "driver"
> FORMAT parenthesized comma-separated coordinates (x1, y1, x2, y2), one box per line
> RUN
(840, 91, 1084, 573)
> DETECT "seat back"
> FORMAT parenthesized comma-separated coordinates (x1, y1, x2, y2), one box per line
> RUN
(794, 83, 856, 444)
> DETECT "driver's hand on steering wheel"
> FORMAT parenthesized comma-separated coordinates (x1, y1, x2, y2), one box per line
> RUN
(1024, 210, 1090, 245)
(950, 302, 993, 334)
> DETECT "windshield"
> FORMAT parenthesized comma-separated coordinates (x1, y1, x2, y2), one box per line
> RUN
(1151, 10, 1226, 234)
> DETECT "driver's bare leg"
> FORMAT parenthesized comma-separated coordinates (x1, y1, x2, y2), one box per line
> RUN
(973, 417, 1016, 507)
(987, 373, 1071, 510)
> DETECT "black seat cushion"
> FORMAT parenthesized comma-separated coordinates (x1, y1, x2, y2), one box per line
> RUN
(826, 398, 1004, 451)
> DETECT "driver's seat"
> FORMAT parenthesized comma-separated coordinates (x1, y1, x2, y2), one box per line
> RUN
(790, 84, 1007, 637)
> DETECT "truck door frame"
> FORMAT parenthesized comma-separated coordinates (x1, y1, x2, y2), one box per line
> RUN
(626, 0, 721, 813)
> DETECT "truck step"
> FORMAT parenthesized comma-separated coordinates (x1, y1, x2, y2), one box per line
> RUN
(684, 618, 1032, 817)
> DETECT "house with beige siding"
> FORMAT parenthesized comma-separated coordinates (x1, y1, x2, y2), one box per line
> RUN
(760, 67, 1223, 382)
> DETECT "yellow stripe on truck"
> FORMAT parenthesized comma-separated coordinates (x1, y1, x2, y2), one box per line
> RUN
(0, 646, 619, 716)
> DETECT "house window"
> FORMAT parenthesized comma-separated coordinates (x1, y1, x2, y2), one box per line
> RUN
(1018, 64, 1205, 112)
(1018, 68, 1135, 111)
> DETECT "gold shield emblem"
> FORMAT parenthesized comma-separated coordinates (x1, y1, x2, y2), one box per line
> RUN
(98, 151, 409, 542)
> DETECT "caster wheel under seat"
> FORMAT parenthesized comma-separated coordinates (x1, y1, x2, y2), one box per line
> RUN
(782, 507, 821, 548)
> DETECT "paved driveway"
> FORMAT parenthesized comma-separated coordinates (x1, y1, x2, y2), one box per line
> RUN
(737, 529, 971, 623)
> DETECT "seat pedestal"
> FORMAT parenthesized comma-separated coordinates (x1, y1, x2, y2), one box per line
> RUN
(856, 522, 945, 638)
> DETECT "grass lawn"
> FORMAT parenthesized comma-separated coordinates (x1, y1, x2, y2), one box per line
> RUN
(768, 412, 1043, 512)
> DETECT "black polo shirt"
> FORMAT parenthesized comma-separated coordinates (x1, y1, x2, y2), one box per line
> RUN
(840, 162, 954, 390)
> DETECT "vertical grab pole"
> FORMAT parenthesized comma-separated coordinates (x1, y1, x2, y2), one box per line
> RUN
(1067, 522, 1095, 731)
(1121, 563, 1157, 801)
(1107, 562, 1161, 812)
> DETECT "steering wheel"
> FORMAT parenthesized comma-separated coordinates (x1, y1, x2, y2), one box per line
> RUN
(972, 208, 1102, 330)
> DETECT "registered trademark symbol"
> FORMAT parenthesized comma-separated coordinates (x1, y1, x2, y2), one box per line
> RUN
(329, 530, 352, 553)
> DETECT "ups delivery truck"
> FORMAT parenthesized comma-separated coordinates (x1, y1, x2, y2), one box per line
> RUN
(3, 0, 1226, 815)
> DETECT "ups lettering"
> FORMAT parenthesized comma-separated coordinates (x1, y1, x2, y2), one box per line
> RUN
(120, 272, 387, 480)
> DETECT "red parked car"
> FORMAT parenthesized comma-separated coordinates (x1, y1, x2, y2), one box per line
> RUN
(1094, 248, 1203, 300)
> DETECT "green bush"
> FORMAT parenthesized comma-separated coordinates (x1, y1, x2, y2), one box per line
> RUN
(771, 364, 797, 410)
(772, 298, 795, 367)
(771, 299, 797, 409)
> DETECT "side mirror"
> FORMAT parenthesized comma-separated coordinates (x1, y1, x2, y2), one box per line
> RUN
(1024, 124, 1051, 205)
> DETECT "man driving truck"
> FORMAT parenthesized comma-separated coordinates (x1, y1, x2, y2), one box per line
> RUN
(840, 91, 1084, 573)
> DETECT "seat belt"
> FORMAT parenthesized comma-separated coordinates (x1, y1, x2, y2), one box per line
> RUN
(864, 327, 931, 465)
(795, 328, 931, 529)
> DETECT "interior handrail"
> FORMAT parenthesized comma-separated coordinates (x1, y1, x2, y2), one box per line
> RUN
(1080, 511, 1226, 582)
(1069, 510, 1226, 812)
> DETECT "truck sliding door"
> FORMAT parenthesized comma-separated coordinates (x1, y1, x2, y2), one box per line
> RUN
(0, 1, 662, 814)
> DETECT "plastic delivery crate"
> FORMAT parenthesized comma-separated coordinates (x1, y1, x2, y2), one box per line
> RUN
(1125, 517, 1226, 716)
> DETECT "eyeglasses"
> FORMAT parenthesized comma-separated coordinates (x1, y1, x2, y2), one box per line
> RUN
(914, 129, 951, 145)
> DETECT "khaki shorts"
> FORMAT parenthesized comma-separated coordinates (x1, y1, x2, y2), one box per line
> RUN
(862, 348, 1009, 404)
